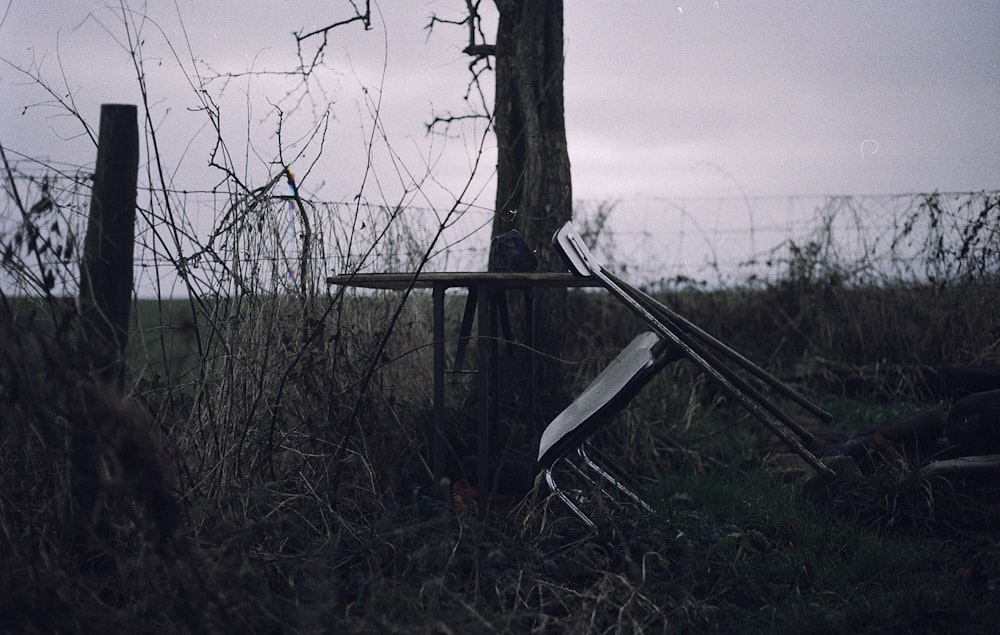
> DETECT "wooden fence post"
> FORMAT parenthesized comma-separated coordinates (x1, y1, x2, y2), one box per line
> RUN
(78, 104, 139, 388)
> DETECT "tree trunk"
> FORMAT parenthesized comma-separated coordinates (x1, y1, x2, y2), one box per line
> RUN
(491, 0, 572, 410)
(492, 0, 572, 266)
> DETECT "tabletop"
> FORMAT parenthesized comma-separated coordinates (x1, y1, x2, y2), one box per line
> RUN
(326, 271, 602, 290)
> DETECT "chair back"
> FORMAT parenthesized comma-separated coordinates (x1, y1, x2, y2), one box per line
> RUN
(538, 331, 666, 468)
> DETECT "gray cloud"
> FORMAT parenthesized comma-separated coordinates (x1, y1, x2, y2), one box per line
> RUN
(2, 0, 997, 205)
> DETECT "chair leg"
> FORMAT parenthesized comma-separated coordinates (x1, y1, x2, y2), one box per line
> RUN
(543, 467, 597, 528)
(543, 448, 654, 528)
(577, 446, 654, 514)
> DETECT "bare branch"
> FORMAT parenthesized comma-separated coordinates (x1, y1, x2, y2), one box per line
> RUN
(1, 54, 98, 147)
(293, 0, 371, 77)
(423, 0, 496, 134)
(425, 112, 488, 134)
(465, 0, 492, 53)
(426, 0, 495, 59)
(0, 141, 28, 220)
(294, 2, 371, 42)
(425, 13, 467, 33)
(463, 43, 496, 58)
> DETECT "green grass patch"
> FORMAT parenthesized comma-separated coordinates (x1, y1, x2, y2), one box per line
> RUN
(651, 463, 999, 633)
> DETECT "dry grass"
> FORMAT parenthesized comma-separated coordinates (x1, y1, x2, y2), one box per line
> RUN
(3, 272, 999, 632)
(2, 187, 999, 632)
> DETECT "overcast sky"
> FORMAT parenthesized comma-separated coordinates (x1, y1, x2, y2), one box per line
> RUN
(2, 1, 998, 209)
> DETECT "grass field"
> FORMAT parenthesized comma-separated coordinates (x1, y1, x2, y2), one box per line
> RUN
(2, 279, 999, 633)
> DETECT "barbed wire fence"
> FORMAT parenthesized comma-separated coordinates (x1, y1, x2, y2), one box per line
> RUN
(2, 157, 997, 300)
(581, 191, 999, 290)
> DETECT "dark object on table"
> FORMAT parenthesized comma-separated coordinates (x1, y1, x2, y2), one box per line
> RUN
(488, 229, 538, 273)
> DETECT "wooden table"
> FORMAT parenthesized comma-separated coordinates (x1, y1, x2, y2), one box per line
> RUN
(326, 272, 600, 518)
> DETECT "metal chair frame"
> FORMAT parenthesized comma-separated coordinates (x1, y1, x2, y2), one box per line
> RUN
(538, 222, 838, 527)
(537, 330, 669, 527)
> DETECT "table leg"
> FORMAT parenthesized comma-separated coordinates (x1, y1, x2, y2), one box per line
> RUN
(453, 285, 479, 372)
(488, 286, 501, 503)
(432, 282, 446, 502)
(476, 282, 494, 520)
(525, 288, 537, 435)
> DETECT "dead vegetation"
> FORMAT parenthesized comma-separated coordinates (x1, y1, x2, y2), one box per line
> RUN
(2, 240, 999, 631)
(2, 178, 999, 632)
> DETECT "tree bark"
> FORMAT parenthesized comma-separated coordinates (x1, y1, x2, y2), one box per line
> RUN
(491, 0, 572, 410)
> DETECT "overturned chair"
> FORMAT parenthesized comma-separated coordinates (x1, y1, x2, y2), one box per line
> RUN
(537, 331, 677, 527)
(537, 222, 837, 527)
